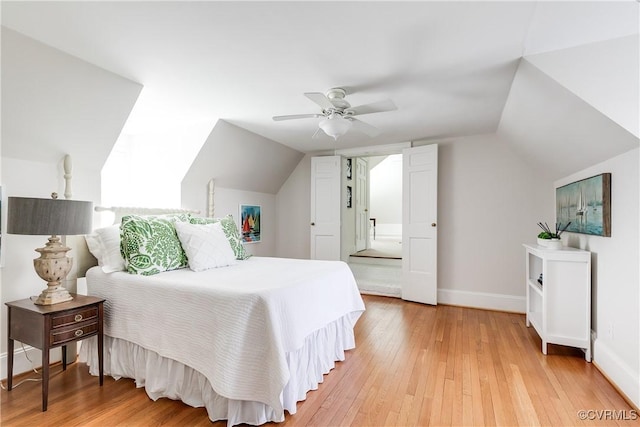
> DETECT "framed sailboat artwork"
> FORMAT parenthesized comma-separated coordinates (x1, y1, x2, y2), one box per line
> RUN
(555, 173, 611, 237)
(239, 204, 261, 243)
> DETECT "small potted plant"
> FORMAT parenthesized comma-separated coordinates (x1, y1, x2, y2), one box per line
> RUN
(537, 222, 571, 249)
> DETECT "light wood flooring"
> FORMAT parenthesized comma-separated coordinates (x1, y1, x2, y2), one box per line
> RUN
(2, 295, 638, 426)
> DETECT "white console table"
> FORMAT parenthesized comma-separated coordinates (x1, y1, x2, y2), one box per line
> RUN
(523, 244, 592, 361)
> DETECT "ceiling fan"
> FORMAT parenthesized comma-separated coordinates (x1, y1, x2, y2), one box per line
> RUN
(272, 88, 397, 140)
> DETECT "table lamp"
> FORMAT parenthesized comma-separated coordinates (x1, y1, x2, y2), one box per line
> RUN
(7, 193, 93, 305)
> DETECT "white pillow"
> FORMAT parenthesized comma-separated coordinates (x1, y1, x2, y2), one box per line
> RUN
(174, 221, 238, 272)
(85, 224, 126, 273)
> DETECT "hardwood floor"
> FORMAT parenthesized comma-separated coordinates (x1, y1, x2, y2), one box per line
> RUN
(2, 295, 638, 426)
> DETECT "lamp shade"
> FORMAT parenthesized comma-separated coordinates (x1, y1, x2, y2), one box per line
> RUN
(7, 197, 93, 236)
(319, 114, 352, 140)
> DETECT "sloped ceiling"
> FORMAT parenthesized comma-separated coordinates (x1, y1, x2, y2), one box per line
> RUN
(1, 1, 638, 176)
(522, 1, 638, 55)
(526, 35, 638, 138)
(0, 1, 541, 154)
(498, 59, 638, 179)
(183, 120, 304, 194)
(1, 27, 142, 169)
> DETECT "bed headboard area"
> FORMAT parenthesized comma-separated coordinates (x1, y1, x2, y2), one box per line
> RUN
(72, 205, 201, 278)
(56, 156, 202, 278)
(94, 206, 200, 224)
(71, 234, 99, 278)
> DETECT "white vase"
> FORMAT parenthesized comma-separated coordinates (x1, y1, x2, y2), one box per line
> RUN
(538, 238, 562, 249)
(546, 238, 563, 249)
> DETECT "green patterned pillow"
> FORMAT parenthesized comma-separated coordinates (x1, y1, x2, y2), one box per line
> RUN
(189, 215, 250, 260)
(120, 214, 190, 275)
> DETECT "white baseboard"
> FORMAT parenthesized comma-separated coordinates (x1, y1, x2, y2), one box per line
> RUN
(438, 288, 526, 313)
(0, 345, 63, 381)
(593, 338, 640, 408)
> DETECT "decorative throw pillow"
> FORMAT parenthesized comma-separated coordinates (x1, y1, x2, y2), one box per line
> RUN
(174, 221, 237, 271)
(85, 224, 126, 273)
(189, 215, 250, 260)
(120, 214, 190, 275)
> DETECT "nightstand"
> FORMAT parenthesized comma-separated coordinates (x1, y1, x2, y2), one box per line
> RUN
(5, 294, 105, 411)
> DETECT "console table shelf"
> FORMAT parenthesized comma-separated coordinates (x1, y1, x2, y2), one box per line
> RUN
(523, 244, 592, 361)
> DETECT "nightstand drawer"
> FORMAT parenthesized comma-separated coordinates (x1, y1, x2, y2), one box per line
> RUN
(50, 321, 98, 346)
(6, 294, 105, 412)
(51, 306, 98, 329)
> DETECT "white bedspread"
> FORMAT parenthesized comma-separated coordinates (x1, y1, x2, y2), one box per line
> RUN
(85, 257, 365, 418)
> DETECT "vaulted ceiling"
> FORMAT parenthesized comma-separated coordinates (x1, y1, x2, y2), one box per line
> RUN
(2, 1, 638, 169)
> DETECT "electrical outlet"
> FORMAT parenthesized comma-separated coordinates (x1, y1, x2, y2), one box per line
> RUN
(608, 322, 614, 340)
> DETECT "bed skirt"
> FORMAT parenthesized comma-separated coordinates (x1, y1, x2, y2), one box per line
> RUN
(79, 311, 360, 426)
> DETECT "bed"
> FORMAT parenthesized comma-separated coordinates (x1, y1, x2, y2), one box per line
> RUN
(76, 211, 365, 426)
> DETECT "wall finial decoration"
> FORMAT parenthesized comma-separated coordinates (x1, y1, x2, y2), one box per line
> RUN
(207, 179, 215, 218)
(63, 154, 73, 199)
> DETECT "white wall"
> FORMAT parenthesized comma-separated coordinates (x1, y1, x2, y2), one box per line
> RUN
(433, 134, 553, 312)
(276, 155, 312, 259)
(0, 158, 105, 379)
(276, 135, 554, 312)
(1, 160, 65, 378)
(501, 25, 640, 406)
(181, 120, 303, 258)
(208, 187, 276, 257)
(554, 148, 639, 408)
(1, 30, 140, 379)
(275, 154, 357, 261)
(102, 123, 213, 210)
(369, 154, 402, 236)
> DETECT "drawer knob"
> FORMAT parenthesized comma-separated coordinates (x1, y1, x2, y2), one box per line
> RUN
(74, 314, 83, 322)
(74, 329, 84, 337)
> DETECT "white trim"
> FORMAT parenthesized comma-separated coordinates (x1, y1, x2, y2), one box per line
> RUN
(437, 288, 526, 313)
(0, 345, 63, 381)
(593, 338, 640, 408)
(335, 142, 411, 157)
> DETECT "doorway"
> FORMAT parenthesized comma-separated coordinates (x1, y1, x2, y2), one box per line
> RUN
(347, 154, 403, 298)
(349, 154, 403, 260)
(311, 143, 438, 304)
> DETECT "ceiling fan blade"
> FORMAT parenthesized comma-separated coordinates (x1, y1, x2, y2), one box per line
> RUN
(304, 92, 335, 111)
(346, 99, 397, 116)
(348, 117, 381, 137)
(272, 113, 322, 121)
(311, 127, 324, 139)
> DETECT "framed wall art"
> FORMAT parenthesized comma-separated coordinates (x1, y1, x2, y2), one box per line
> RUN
(239, 204, 261, 243)
(556, 173, 611, 237)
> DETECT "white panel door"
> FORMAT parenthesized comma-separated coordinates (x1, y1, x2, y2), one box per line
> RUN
(355, 157, 369, 252)
(402, 144, 438, 305)
(310, 156, 341, 260)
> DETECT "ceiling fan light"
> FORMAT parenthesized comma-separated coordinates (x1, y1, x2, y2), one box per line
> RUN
(319, 114, 352, 140)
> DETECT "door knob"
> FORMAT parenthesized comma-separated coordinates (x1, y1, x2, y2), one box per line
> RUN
(432, 223, 437, 227)
(311, 222, 315, 226)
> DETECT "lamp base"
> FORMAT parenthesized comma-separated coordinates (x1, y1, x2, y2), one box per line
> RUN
(34, 286, 73, 305)
(32, 235, 74, 305)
